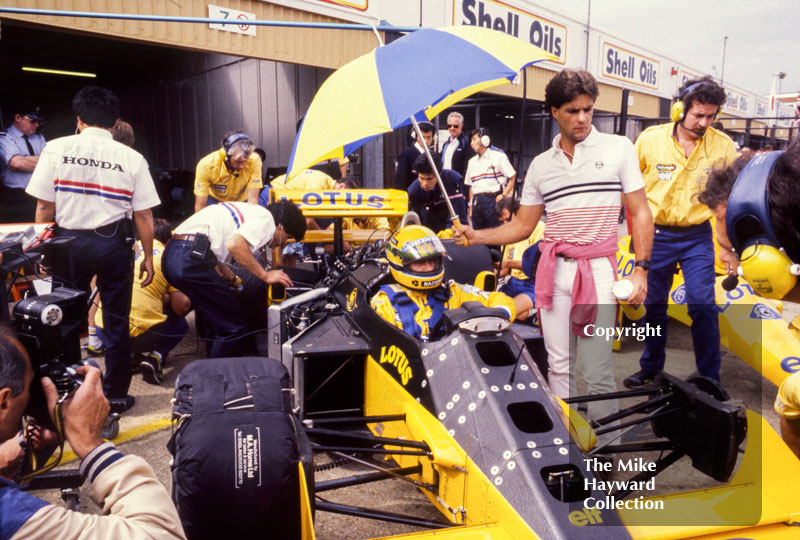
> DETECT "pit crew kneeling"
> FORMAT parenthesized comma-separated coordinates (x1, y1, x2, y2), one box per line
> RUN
(0, 326, 186, 540)
(162, 200, 306, 357)
(371, 225, 516, 342)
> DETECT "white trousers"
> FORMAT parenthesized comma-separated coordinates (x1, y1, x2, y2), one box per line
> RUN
(539, 257, 619, 442)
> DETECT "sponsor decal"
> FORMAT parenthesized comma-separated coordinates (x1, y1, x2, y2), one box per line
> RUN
(61, 156, 124, 171)
(212, 183, 228, 193)
(595, 161, 604, 169)
(457, 0, 566, 63)
(748, 303, 781, 320)
(670, 283, 686, 305)
(601, 41, 659, 90)
(656, 164, 676, 171)
(346, 288, 358, 312)
(781, 356, 800, 374)
(379, 345, 413, 385)
(568, 508, 604, 526)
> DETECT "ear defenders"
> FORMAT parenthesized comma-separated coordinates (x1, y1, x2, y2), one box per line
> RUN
(670, 82, 721, 123)
(219, 132, 252, 160)
(476, 127, 491, 147)
(726, 150, 800, 299)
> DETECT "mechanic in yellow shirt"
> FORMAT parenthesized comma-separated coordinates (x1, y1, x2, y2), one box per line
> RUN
(625, 77, 739, 389)
(371, 225, 515, 342)
(96, 220, 191, 385)
(775, 371, 800, 459)
(193, 132, 262, 212)
(495, 196, 545, 322)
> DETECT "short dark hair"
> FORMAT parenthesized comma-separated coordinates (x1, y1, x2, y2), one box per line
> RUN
(697, 155, 752, 210)
(545, 69, 599, 110)
(495, 196, 520, 217)
(335, 178, 359, 189)
(153, 218, 173, 244)
(768, 141, 800, 261)
(72, 86, 120, 128)
(0, 324, 28, 397)
(677, 76, 726, 113)
(267, 200, 306, 241)
(412, 152, 442, 175)
(417, 121, 435, 134)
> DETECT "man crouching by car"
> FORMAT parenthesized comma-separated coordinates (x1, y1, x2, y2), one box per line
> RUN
(0, 324, 186, 540)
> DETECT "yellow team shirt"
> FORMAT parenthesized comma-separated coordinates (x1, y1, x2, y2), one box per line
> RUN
(635, 124, 738, 227)
(775, 371, 800, 419)
(271, 169, 337, 190)
(194, 150, 262, 202)
(371, 282, 516, 340)
(96, 240, 177, 337)
(503, 221, 546, 280)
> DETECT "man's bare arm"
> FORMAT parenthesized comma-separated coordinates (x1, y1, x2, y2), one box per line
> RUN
(133, 209, 155, 287)
(455, 203, 543, 246)
(34, 199, 55, 223)
(9, 154, 39, 173)
(625, 188, 654, 305)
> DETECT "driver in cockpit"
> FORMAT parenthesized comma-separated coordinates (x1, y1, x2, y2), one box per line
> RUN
(371, 225, 516, 342)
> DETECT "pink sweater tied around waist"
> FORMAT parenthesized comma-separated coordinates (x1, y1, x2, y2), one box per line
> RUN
(534, 233, 618, 336)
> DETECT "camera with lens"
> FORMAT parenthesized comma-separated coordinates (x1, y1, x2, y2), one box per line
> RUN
(14, 287, 88, 423)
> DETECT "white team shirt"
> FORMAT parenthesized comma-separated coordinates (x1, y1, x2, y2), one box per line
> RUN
(464, 149, 515, 194)
(520, 127, 644, 245)
(174, 202, 275, 262)
(26, 127, 159, 229)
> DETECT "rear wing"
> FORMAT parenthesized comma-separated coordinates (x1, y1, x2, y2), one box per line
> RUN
(267, 188, 408, 244)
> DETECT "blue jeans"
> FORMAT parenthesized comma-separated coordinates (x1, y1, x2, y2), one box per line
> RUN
(55, 224, 133, 398)
(162, 239, 250, 358)
(640, 222, 720, 380)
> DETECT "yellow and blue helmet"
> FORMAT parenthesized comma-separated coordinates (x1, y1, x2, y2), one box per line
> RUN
(387, 225, 446, 290)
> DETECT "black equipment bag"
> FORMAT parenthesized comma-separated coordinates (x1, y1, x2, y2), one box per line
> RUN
(168, 357, 313, 540)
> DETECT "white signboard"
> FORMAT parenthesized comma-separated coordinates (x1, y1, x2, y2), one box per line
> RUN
(452, 0, 567, 64)
(756, 99, 769, 118)
(600, 41, 659, 90)
(209, 4, 257, 36)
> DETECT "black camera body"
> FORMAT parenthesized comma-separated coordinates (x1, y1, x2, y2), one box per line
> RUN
(14, 288, 87, 421)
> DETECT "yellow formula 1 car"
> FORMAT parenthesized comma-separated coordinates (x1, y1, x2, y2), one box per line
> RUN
(259, 203, 800, 540)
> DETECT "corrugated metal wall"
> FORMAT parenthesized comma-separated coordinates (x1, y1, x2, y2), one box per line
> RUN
(117, 51, 331, 172)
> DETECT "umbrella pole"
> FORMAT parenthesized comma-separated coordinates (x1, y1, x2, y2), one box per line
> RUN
(410, 117, 466, 244)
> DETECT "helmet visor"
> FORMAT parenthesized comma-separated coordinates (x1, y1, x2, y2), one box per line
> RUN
(390, 235, 446, 267)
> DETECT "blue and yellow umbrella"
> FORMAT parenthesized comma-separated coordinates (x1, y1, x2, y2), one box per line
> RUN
(287, 25, 555, 179)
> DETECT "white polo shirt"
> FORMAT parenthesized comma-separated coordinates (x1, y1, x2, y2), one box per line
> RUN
(174, 201, 275, 262)
(521, 127, 643, 245)
(464, 149, 515, 195)
(26, 127, 159, 229)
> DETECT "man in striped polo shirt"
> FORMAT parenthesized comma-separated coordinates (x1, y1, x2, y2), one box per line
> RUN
(162, 199, 305, 358)
(456, 69, 653, 439)
(26, 86, 160, 409)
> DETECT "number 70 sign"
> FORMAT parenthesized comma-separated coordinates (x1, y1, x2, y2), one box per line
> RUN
(209, 4, 257, 36)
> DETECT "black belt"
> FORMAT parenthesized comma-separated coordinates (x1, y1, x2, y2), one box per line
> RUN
(474, 191, 501, 198)
(655, 222, 708, 233)
(59, 218, 125, 236)
(172, 234, 201, 242)
(556, 253, 576, 262)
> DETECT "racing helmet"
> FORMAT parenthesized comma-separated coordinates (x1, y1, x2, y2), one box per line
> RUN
(387, 225, 446, 290)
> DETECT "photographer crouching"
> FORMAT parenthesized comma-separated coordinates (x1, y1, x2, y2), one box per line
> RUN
(0, 325, 186, 540)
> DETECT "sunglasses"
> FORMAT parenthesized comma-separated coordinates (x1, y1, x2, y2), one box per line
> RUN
(447, 124, 461, 129)
(25, 116, 41, 124)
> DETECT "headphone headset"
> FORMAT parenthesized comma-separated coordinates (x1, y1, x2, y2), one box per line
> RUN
(670, 82, 720, 123)
(726, 150, 800, 299)
(411, 122, 435, 143)
(476, 127, 491, 148)
(219, 132, 252, 160)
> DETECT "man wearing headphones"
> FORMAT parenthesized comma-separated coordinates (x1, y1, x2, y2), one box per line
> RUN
(394, 121, 436, 192)
(698, 142, 800, 457)
(624, 76, 738, 389)
(464, 127, 515, 230)
(193, 131, 262, 213)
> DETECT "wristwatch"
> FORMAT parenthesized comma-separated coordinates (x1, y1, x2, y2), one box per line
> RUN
(634, 260, 651, 271)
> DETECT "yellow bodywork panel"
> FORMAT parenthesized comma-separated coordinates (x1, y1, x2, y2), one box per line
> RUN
(373, 522, 521, 539)
(620, 411, 800, 539)
(298, 462, 316, 540)
(363, 355, 542, 539)
(268, 189, 408, 218)
(555, 397, 597, 452)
